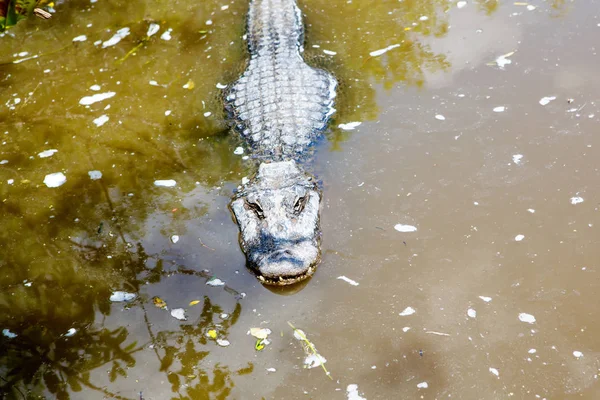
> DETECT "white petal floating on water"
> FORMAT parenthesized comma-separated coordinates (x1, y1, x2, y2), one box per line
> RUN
(93, 115, 109, 127)
(160, 28, 173, 41)
(216, 82, 227, 89)
(102, 28, 130, 48)
(204, 111, 212, 117)
(489, 367, 499, 377)
(73, 35, 87, 42)
(527, 4, 536, 10)
(539, 96, 556, 106)
(417, 382, 429, 389)
(402, 326, 411, 332)
(44, 172, 66, 188)
(467, 308, 477, 318)
(79, 92, 116, 105)
(435, 114, 446, 121)
(515, 234, 525, 241)
(493, 106, 506, 113)
(337, 276, 359, 286)
(479, 296, 492, 302)
(170, 308, 187, 321)
(165, 110, 172, 116)
(149, 80, 159, 86)
(249, 327, 271, 340)
(528, 348, 536, 354)
(573, 351, 583, 358)
(322, 49, 337, 55)
(369, 44, 400, 57)
(233, 147, 244, 155)
(206, 278, 225, 286)
(419, 15, 429, 21)
(394, 224, 417, 233)
(457, 1, 467, 8)
(399, 306, 416, 316)
(518, 312, 536, 324)
(147, 23, 160, 37)
(110, 291, 136, 302)
(512, 154, 523, 164)
(216, 339, 230, 347)
(38, 149, 58, 158)
(346, 384, 366, 400)
(570, 196, 584, 205)
(304, 353, 327, 369)
(2, 329, 17, 339)
(495, 52, 514, 68)
(90, 84, 101, 91)
(154, 179, 176, 187)
(65, 328, 77, 337)
(88, 170, 102, 180)
(266, 367, 277, 373)
(170, 235, 180, 243)
(338, 121, 362, 131)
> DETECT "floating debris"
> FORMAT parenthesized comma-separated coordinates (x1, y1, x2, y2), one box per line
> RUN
(149, 80, 159, 86)
(154, 180, 177, 187)
(426, 331, 451, 336)
(90, 84, 101, 91)
(467, 308, 477, 318)
(38, 149, 58, 158)
(417, 382, 429, 389)
(73, 35, 87, 42)
(207, 329, 217, 339)
(110, 291, 136, 302)
(234, 147, 244, 155)
(79, 92, 115, 106)
(102, 28, 130, 48)
(88, 170, 102, 180)
(165, 110, 172, 116)
(43, 172, 66, 188)
(518, 312, 536, 324)
(189, 300, 201, 306)
(216, 83, 228, 89)
(153, 296, 168, 309)
(394, 224, 417, 233)
(528, 348, 536, 354)
(93, 115, 109, 127)
(539, 96, 556, 106)
(241, 177, 250, 185)
(338, 121, 362, 130)
(515, 234, 525, 241)
(183, 80, 195, 89)
(249, 327, 272, 340)
(570, 196, 584, 205)
(323, 49, 337, 55)
(573, 351, 583, 358)
(217, 339, 230, 347)
(2, 329, 17, 339)
(346, 384, 366, 400)
(369, 44, 400, 57)
(512, 154, 523, 164)
(493, 106, 506, 113)
(206, 277, 225, 286)
(266, 367, 277, 373)
(161, 28, 173, 41)
(289, 322, 331, 378)
(494, 52, 514, 69)
(337, 276, 359, 286)
(489, 367, 500, 377)
(170, 308, 187, 321)
(402, 327, 411, 332)
(457, 1, 467, 8)
(147, 23, 160, 37)
(65, 328, 77, 337)
(170, 235, 180, 243)
(399, 306, 416, 316)
(479, 296, 492, 302)
(435, 114, 446, 121)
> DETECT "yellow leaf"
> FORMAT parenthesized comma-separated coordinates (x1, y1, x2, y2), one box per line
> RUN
(153, 296, 167, 309)
(249, 327, 271, 339)
(183, 80, 195, 90)
(189, 300, 201, 306)
(255, 339, 265, 351)
(207, 329, 217, 339)
(404, 27, 411, 31)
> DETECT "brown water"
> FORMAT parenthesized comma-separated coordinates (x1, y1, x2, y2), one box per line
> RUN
(1, 0, 599, 399)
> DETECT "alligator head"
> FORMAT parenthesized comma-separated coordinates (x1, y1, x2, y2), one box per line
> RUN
(230, 160, 321, 285)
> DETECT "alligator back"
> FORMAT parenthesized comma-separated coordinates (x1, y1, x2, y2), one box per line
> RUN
(225, 0, 337, 159)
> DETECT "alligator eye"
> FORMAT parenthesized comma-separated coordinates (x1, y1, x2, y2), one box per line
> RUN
(293, 195, 307, 215)
(246, 200, 265, 219)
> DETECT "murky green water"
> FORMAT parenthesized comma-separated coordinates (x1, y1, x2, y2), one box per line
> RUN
(2, 0, 595, 399)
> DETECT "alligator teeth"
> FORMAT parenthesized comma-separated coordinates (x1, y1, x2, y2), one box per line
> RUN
(258, 275, 266, 282)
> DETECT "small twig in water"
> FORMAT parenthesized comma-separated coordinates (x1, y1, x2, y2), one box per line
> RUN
(287, 321, 332, 380)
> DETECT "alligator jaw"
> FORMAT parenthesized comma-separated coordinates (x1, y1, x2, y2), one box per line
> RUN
(255, 263, 318, 286)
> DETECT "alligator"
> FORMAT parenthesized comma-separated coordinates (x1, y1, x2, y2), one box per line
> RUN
(225, 0, 337, 285)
